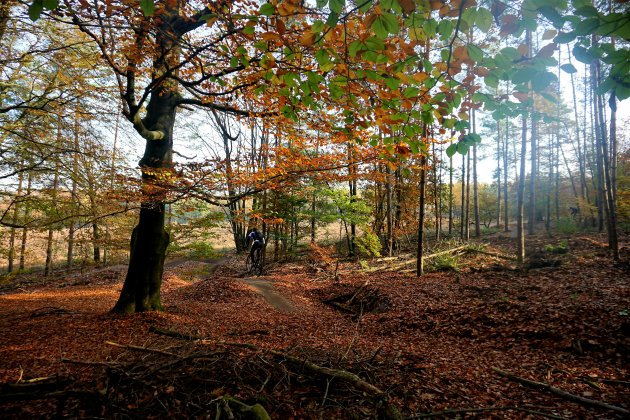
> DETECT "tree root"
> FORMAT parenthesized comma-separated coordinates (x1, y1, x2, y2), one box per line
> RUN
(492, 367, 629, 415)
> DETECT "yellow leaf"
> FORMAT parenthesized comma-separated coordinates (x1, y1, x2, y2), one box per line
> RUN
(408, 27, 426, 41)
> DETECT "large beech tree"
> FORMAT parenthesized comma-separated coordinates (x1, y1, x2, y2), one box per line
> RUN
(59, 0, 274, 312)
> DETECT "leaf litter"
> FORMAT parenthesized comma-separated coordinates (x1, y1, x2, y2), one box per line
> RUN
(0, 234, 628, 418)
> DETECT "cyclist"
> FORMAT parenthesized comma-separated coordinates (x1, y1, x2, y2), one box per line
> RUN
(247, 227, 265, 262)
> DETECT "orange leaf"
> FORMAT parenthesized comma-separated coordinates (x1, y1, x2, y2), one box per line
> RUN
(262, 32, 280, 41)
(513, 91, 528, 102)
(537, 43, 557, 58)
(397, 0, 416, 13)
(300, 30, 316, 46)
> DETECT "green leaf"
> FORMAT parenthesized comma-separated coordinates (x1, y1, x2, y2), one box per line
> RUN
(475, 8, 493, 33)
(312, 20, 326, 32)
(457, 142, 470, 155)
(329, 0, 344, 14)
(403, 86, 419, 98)
(466, 44, 484, 63)
(484, 73, 499, 89)
(259, 3, 275, 16)
(381, 12, 399, 34)
(28, 0, 43, 20)
(326, 11, 339, 26)
(42, 0, 58, 10)
(140, 0, 155, 16)
(554, 31, 576, 43)
(385, 77, 401, 90)
(243, 25, 256, 35)
(437, 19, 453, 40)
(446, 143, 458, 158)
(573, 45, 594, 63)
(560, 63, 577, 73)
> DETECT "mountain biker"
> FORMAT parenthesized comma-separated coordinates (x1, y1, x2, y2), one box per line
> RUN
(247, 228, 265, 261)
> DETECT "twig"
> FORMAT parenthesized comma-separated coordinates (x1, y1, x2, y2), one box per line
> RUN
(492, 367, 629, 415)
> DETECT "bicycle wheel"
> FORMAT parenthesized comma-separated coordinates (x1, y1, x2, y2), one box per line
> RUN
(245, 254, 253, 274)
(253, 250, 264, 276)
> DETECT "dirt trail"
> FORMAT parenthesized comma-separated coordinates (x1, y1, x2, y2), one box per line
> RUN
(241, 278, 295, 312)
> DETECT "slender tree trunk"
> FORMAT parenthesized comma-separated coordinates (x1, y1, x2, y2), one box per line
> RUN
(503, 118, 510, 232)
(385, 165, 393, 256)
(448, 154, 453, 235)
(460, 153, 465, 239)
(528, 112, 538, 235)
(67, 107, 80, 268)
(517, 112, 528, 265)
(19, 172, 32, 270)
(417, 151, 427, 276)
(496, 121, 502, 229)
(517, 31, 532, 264)
(45, 117, 62, 277)
(7, 170, 24, 273)
(465, 151, 471, 240)
(472, 110, 480, 237)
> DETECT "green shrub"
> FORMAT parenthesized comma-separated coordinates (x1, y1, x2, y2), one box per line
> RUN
(545, 240, 568, 254)
(355, 230, 381, 258)
(556, 217, 579, 234)
(186, 242, 218, 259)
(429, 254, 459, 271)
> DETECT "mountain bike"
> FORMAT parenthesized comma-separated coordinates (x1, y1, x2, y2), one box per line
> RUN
(246, 247, 264, 276)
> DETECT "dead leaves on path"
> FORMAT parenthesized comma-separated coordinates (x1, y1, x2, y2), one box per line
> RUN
(0, 234, 628, 418)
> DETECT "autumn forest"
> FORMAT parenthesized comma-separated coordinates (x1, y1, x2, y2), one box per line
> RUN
(0, 0, 628, 418)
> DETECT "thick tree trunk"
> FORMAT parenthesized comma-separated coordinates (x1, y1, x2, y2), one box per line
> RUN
(112, 90, 176, 312)
(112, 204, 169, 313)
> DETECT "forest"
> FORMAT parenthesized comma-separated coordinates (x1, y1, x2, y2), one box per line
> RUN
(0, 0, 628, 418)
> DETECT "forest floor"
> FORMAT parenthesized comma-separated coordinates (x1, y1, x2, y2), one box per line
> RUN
(0, 233, 628, 419)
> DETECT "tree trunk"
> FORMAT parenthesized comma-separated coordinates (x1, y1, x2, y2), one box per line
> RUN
(503, 118, 509, 232)
(448, 154, 453, 235)
(416, 153, 427, 276)
(111, 90, 176, 313)
(472, 110, 480, 237)
(67, 107, 80, 269)
(7, 170, 23, 273)
(19, 172, 32, 270)
(45, 117, 62, 277)
(528, 111, 537, 235)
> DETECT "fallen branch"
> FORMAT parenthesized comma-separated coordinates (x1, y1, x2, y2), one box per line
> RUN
(492, 367, 629, 415)
(466, 247, 517, 261)
(105, 341, 178, 357)
(366, 246, 468, 273)
(409, 406, 564, 419)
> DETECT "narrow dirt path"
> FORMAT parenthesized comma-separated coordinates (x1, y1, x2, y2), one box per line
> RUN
(241, 278, 295, 312)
